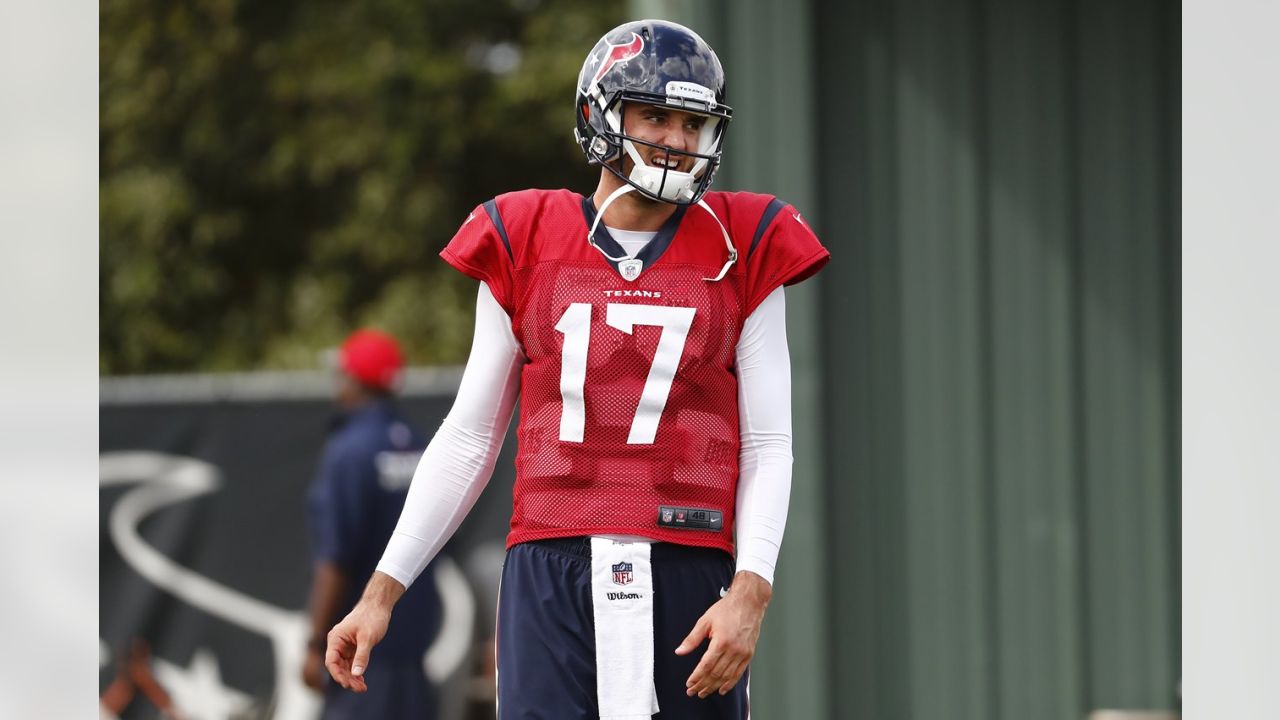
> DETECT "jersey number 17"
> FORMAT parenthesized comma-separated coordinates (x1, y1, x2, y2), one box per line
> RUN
(554, 302, 696, 445)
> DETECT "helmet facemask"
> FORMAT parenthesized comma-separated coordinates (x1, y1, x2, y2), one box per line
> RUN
(588, 92, 729, 205)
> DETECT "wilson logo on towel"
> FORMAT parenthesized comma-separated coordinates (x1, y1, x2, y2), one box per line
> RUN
(612, 561, 634, 586)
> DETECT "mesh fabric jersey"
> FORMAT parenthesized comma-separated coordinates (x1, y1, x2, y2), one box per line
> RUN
(441, 189, 828, 553)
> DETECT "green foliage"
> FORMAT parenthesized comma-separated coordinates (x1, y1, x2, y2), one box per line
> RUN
(101, 0, 623, 373)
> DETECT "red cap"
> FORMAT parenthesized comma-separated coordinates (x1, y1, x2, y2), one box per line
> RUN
(338, 329, 404, 391)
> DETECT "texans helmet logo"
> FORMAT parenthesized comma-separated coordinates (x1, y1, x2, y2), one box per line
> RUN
(592, 32, 645, 85)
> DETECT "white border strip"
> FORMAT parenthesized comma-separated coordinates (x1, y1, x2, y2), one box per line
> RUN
(99, 366, 465, 404)
(1184, 0, 1280, 715)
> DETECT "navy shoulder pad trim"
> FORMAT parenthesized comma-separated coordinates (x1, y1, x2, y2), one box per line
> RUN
(483, 199, 513, 261)
(749, 197, 787, 260)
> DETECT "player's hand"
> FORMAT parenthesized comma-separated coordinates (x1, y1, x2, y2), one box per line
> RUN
(324, 601, 391, 693)
(675, 571, 772, 699)
(324, 572, 405, 693)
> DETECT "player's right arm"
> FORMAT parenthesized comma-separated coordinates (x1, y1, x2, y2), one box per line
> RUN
(324, 282, 522, 691)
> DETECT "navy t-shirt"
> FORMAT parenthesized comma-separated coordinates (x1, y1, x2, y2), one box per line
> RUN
(307, 400, 442, 662)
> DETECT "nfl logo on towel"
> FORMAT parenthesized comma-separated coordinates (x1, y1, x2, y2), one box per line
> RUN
(612, 561, 633, 586)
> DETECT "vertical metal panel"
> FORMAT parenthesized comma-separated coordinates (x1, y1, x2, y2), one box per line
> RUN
(1074, 0, 1180, 709)
(981, 0, 1087, 717)
(816, 0, 914, 715)
(814, 1, 915, 718)
(812, 0, 1180, 714)
(892, 0, 996, 717)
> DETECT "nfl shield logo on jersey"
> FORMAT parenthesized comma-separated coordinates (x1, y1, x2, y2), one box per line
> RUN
(612, 561, 633, 586)
(619, 258, 643, 282)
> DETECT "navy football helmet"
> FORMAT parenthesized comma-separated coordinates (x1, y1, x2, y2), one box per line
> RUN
(574, 20, 732, 206)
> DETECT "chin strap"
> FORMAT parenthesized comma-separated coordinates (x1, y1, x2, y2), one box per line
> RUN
(585, 184, 738, 282)
(587, 183, 637, 262)
(697, 199, 738, 282)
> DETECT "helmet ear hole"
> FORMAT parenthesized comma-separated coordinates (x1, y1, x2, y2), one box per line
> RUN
(580, 103, 591, 122)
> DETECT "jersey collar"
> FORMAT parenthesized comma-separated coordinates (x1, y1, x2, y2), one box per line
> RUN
(580, 194, 687, 279)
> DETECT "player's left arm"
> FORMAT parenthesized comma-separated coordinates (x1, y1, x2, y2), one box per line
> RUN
(677, 286, 792, 698)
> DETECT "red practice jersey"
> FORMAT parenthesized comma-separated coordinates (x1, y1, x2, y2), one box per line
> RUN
(441, 189, 828, 553)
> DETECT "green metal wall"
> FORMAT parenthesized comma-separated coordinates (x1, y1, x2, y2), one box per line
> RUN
(634, 1, 1179, 718)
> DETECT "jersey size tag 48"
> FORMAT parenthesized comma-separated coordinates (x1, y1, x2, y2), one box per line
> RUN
(657, 506, 723, 531)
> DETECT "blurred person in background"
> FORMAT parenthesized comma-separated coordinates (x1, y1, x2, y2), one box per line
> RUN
(304, 328, 442, 719)
(324, 19, 828, 719)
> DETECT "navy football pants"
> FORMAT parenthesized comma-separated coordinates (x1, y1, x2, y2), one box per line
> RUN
(496, 537, 750, 719)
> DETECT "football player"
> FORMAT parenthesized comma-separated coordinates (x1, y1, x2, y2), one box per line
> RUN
(324, 19, 829, 719)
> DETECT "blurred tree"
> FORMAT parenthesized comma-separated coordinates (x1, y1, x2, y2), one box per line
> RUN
(101, 0, 623, 373)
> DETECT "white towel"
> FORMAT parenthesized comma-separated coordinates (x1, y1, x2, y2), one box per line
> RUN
(591, 536, 660, 719)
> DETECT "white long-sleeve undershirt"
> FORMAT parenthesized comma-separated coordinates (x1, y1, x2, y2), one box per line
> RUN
(376, 282, 794, 588)
(374, 283, 523, 586)
(731, 287, 793, 585)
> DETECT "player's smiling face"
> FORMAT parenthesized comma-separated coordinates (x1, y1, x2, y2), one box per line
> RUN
(621, 102, 707, 175)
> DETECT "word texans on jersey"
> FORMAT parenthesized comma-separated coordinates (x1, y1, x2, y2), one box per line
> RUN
(602, 289, 664, 299)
